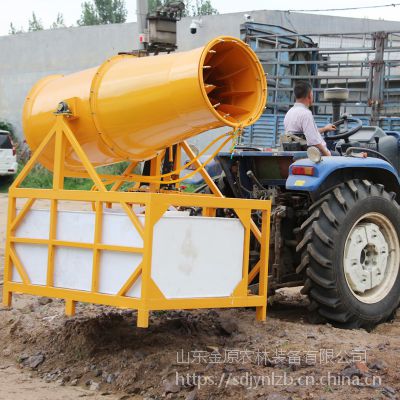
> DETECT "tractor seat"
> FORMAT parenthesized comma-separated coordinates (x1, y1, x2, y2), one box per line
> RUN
(280, 133, 308, 152)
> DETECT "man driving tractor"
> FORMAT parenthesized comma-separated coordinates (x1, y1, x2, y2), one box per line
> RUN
(284, 81, 336, 156)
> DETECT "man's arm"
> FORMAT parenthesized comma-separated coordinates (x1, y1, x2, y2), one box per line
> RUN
(315, 143, 331, 156)
(319, 124, 336, 134)
(301, 112, 331, 156)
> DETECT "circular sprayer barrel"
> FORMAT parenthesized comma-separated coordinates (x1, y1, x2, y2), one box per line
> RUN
(23, 36, 267, 172)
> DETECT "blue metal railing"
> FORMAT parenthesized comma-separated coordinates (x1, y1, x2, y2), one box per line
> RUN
(242, 114, 400, 148)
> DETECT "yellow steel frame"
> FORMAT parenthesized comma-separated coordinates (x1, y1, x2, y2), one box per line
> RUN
(3, 116, 271, 327)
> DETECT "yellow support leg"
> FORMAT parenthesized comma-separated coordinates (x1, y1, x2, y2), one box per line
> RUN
(256, 304, 267, 322)
(202, 207, 216, 217)
(137, 309, 149, 328)
(2, 290, 12, 307)
(256, 210, 270, 321)
(65, 299, 76, 316)
(3, 195, 16, 307)
(149, 154, 163, 192)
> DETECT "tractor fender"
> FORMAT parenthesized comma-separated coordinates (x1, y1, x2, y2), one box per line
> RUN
(286, 156, 400, 199)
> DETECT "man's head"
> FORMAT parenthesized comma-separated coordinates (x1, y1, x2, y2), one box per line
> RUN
(294, 81, 313, 106)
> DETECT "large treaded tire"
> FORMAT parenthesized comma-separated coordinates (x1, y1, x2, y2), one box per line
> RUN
(297, 179, 400, 329)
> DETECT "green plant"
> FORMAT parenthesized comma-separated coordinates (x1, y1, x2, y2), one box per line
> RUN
(51, 13, 66, 29)
(148, 0, 218, 16)
(16, 161, 140, 191)
(28, 12, 44, 31)
(77, 0, 128, 26)
(0, 120, 15, 137)
(9, 23, 24, 35)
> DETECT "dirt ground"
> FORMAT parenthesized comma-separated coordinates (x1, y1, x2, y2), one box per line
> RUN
(0, 192, 400, 400)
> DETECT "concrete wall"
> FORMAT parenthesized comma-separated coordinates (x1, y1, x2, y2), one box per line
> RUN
(0, 22, 138, 138)
(1, 9, 400, 142)
(177, 10, 400, 50)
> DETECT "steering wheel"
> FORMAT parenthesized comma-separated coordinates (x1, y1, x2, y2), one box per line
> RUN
(324, 116, 363, 142)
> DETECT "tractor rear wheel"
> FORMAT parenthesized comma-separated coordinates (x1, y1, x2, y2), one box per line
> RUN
(297, 179, 400, 329)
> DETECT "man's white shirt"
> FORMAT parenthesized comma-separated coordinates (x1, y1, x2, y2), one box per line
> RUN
(283, 103, 327, 148)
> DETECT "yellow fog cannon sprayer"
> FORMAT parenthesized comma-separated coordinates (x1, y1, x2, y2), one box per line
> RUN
(3, 36, 271, 328)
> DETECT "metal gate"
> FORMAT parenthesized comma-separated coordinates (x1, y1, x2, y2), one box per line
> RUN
(240, 23, 400, 147)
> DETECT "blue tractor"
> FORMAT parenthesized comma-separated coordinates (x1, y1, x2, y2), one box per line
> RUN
(216, 88, 400, 329)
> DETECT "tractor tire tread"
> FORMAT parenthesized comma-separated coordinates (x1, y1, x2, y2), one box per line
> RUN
(297, 179, 400, 329)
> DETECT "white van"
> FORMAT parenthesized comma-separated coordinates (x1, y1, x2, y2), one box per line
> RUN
(0, 130, 17, 176)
